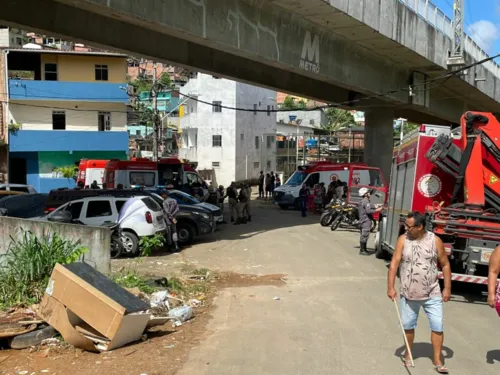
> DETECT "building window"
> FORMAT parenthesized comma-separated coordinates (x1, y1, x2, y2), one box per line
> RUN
(212, 101, 222, 113)
(44, 63, 58, 81)
(310, 119, 315, 125)
(212, 161, 220, 168)
(212, 135, 222, 147)
(52, 111, 66, 130)
(267, 105, 271, 116)
(267, 160, 271, 169)
(136, 129, 141, 136)
(255, 136, 259, 149)
(95, 64, 109, 81)
(279, 119, 284, 123)
(266, 135, 274, 148)
(98, 112, 111, 131)
(240, 133, 244, 141)
(253, 104, 257, 115)
(254, 162, 260, 169)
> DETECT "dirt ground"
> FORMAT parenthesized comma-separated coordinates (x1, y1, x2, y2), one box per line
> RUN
(0, 273, 285, 375)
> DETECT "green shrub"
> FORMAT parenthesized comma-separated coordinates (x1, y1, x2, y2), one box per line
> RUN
(139, 233, 165, 257)
(112, 269, 156, 294)
(54, 165, 77, 178)
(0, 230, 88, 309)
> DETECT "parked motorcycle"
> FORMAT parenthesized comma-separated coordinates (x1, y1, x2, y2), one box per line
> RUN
(48, 211, 123, 259)
(320, 198, 344, 227)
(330, 203, 377, 232)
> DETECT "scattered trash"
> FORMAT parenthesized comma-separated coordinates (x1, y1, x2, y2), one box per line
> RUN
(167, 306, 194, 323)
(140, 334, 148, 342)
(187, 299, 202, 308)
(172, 321, 183, 328)
(273, 297, 281, 301)
(125, 287, 143, 297)
(41, 370, 50, 373)
(95, 361, 101, 365)
(124, 349, 137, 356)
(41, 337, 60, 346)
(8, 326, 56, 349)
(164, 344, 176, 349)
(16, 371, 28, 375)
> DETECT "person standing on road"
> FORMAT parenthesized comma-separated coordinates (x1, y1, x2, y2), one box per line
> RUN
(161, 189, 180, 252)
(227, 182, 242, 224)
(298, 184, 310, 218)
(238, 184, 250, 223)
(387, 211, 452, 374)
(258, 171, 265, 198)
(488, 246, 500, 314)
(265, 173, 271, 199)
(358, 188, 383, 255)
(275, 175, 281, 188)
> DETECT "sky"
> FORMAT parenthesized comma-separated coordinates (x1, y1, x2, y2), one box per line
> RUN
(432, 0, 500, 55)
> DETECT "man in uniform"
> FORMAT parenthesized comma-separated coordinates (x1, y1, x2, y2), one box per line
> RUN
(160, 188, 180, 252)
(358, 187, 383, 255)
(238, 184, 250, 223)
(241, 183, 252, 222)
(226, 182, 241, 224)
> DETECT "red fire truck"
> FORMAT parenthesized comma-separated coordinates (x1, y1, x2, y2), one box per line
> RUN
(376, 114, 500, 286)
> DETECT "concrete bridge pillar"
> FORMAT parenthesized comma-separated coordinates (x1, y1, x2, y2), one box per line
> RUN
(364, 108, 394, 183)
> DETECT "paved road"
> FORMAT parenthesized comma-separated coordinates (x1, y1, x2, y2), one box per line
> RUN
(178, 201, 500, 375)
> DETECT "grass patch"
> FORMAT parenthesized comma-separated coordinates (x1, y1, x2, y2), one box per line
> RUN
(0, 230, 87, 309)
(112, 269, 157, 294)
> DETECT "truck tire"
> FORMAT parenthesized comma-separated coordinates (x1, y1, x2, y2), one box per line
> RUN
(375, 219, 389, 259)
(177, 222, 195, 246)
(121, 231, 139, 256)
(330, 215, 342, 231)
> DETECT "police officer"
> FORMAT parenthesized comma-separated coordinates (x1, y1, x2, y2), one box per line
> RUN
(241, 183, 252, 222)
(226, 182, 241, 224)
(358, 187, 383, 255)
(207, 186, 219, 206)
(160, 188, 180, 252)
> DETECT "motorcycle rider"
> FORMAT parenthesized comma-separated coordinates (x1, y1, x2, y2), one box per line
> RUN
(160, 188, 180, 252)
(358, 187, 383, 256)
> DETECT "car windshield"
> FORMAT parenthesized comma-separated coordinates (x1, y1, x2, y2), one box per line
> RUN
(285, 171, 306, 186)
(172, 191, 200, 204)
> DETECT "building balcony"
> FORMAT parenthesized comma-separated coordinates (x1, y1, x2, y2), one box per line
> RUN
(9, 130, 129, 153)
(9, 79, 129, 103)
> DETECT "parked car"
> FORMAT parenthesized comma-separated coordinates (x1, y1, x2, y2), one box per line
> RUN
(0, 193, 48, 218)
(41, 195, 166, 255)
(0, 184, 37, 194)
(44, 188, 215, 246)
(165, 189, 223, 223)
(0, 190, 26, 202)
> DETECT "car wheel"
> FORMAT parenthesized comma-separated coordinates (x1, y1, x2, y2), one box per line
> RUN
(121, 231, 139, 256)
(177, 222, 195, 246)
(278, 204, 289, 210)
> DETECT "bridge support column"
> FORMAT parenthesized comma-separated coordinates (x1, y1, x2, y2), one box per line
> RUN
(364, 108, 394, 182)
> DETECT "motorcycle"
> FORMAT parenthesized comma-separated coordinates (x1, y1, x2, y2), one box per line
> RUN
(320, 198, 344, 227)
(330, 203, 377, 232)
(48, 211, 123, 259)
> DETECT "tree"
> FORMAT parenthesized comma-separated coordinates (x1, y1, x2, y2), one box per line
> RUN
(322, 108, 355, 132)
(129, 72, 172, 95)
(280, 95, 307, 110)
(394, 121, 419, 138)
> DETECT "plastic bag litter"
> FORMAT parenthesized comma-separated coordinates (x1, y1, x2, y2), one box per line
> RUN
(149, 291, 170, 308)
(167, 306, 194, 323)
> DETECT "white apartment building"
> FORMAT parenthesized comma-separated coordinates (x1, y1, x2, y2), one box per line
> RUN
(179, 73, 277, 187)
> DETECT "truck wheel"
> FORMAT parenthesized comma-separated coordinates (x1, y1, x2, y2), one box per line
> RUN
(177, 222, 195, 245)
(330, 215, 342, 231)
(375, 220, 388, 259)
(121, 231, 139, 256)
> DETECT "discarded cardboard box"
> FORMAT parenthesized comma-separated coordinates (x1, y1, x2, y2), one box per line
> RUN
(43, 262, 151, 351)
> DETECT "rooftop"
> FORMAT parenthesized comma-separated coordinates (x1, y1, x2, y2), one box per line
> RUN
(3, 46, 127, 58)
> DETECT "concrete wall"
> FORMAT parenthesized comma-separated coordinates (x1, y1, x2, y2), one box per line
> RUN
(179, 73, 237, 188)
(277, 110, 327, 129)
(9, 101, 127, 131)
(235, 82, 276, 180)
(39, 53, 127, 83)
(276, 122, 315, 136)
(0, 216, 110, 274)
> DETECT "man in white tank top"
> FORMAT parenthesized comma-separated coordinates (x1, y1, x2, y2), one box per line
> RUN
(387, 211, 452, 373)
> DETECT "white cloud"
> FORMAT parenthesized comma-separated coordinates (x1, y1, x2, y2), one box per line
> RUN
(467, 20, 499, 53)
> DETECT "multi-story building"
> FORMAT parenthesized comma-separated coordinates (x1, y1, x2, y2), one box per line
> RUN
(178, 73, 277, 187)
(1, 48, 129, 192)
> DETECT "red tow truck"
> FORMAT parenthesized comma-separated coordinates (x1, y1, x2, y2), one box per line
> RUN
(375, 113, 500, 286)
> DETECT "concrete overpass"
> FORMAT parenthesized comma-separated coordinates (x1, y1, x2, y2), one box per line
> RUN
(3, 0, 500, 179)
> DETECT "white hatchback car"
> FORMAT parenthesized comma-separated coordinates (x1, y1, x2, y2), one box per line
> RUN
(44, 196, 166, 255)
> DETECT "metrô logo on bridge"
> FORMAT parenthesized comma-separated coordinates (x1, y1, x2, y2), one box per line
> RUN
(299, 31, 320, 74)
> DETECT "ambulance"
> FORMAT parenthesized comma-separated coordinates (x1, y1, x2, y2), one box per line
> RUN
(76, 159, 108, 188)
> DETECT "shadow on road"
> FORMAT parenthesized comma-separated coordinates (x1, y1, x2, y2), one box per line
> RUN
(394, 342, 454, 364)
(486, 349, 500, 364)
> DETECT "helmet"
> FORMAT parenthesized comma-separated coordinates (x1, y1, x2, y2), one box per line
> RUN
(359, 187, 369, 197)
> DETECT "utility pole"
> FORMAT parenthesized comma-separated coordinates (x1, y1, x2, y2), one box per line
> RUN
(447, 0, 465, 67)
(152, 63, 159, 161)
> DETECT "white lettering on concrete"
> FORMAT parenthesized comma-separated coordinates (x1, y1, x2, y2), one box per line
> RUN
(300, 31, 320, 73)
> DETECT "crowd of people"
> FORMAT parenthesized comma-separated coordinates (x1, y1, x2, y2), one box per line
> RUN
(257, 171, 281, 199)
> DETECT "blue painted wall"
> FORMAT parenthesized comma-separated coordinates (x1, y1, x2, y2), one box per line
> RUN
(9, 79, 129, 103)
(9, 130, 130, 153)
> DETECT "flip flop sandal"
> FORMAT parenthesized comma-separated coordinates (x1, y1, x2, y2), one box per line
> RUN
(434, 365, 449, 374)
(400, 357, 413, 368)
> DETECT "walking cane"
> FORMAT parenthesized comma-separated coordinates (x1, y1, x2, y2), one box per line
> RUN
(393, 298, 415, 368)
